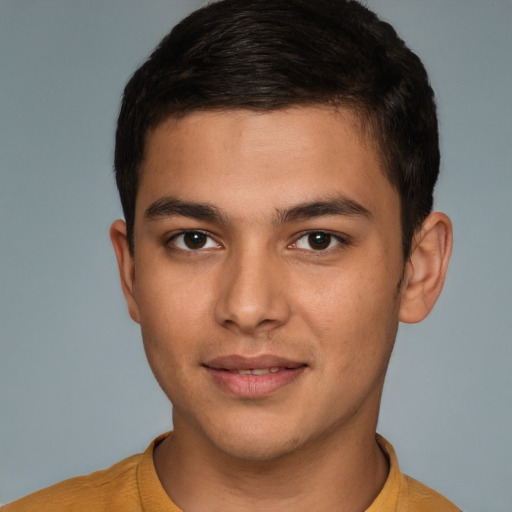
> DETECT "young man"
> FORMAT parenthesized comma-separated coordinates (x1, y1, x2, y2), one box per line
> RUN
(4, 0, 459, 510)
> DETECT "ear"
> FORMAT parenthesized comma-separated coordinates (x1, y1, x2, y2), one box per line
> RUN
(399, 212, 453, 324)
(110, 219, 140, 324)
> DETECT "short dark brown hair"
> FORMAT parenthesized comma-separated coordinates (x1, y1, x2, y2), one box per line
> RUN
(115, 0, 439, 257)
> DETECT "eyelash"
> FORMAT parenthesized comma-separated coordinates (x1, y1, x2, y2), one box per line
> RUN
(291, 231, 351, 252)
(165, 230, 351, 253)
(166, 230, 220, 251)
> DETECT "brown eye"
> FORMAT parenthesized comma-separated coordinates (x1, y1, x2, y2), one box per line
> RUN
(183, 231, 207, 249)
(292, 231, 346, 252)
(170, 231, 219, 251)
(307, 232, 331, 250)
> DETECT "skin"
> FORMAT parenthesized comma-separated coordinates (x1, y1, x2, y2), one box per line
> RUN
(111, 107, 452, 512)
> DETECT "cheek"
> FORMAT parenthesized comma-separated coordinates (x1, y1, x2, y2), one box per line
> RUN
(135, 258, 212, 330)
(133, 269, 211, 388)
(298, 261, 401, 364)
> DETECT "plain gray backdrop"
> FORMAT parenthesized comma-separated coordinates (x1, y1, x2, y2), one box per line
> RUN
(1, 1, 511, 510)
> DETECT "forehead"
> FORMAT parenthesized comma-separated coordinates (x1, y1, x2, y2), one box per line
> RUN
(138, 107, 398, 221)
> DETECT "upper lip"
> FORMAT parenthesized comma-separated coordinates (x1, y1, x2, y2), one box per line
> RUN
(204, 354, 306, 371)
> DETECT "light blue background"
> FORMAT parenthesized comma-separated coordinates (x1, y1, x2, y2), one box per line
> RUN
(1, 1, 511, 510)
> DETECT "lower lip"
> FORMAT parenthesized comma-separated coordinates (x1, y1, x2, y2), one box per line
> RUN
(205, 367, 306, 398)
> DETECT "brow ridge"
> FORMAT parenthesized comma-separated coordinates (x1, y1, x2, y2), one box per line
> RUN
(144, 196, 226, 223)
(144, 195, 371, 226)
(275, 196, 372, 225)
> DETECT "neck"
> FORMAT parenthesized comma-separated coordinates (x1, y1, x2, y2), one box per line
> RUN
(154, 414, 389, 512)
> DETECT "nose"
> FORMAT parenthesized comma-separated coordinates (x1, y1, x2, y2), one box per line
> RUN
(214, 245, 291, 335)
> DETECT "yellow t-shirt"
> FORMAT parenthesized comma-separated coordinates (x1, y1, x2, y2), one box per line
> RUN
(3, 433, 460, 512)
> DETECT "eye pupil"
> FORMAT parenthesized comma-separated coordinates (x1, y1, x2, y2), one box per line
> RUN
(308, 232, 331, 250)
(184, 232, 207, 249)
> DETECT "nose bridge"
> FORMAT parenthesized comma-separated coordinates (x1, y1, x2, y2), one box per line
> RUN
(215, 239, 288, 334)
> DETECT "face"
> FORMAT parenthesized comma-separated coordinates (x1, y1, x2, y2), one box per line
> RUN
(119, 107, 406, 461)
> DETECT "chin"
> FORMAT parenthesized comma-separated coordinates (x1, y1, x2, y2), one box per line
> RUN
(200, 417, 309, 463)
(216, 434, 302, 462)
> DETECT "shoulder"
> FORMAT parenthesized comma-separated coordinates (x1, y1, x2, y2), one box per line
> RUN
(403, 474, 461, 512)
(371, 435, 461, 512)
(2, 452, 142, 512)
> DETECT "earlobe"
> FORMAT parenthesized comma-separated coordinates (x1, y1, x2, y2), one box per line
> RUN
(110, 220, 141, 324)
(399, 212, 453, 324)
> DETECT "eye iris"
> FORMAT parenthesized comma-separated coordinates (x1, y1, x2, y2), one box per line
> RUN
(184, 232, 207, 249)
(308, 232, 330, 250)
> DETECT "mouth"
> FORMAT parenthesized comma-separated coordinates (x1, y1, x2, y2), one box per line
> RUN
(203, 355, 307, 398)
(224, 367, 284, 375)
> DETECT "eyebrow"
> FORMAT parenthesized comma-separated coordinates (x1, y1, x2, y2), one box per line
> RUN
(144, 196, 226, 224)
(144, 195, 371, 225)
(274, 196, 372, 225)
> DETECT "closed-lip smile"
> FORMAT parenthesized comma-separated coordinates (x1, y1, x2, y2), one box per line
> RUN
(203, 355, 307, 398)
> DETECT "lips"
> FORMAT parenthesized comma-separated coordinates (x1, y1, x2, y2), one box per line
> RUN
(203, 355, 306, 398)
(205, 354, 305, 371)
(227, 367, 282, 375)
